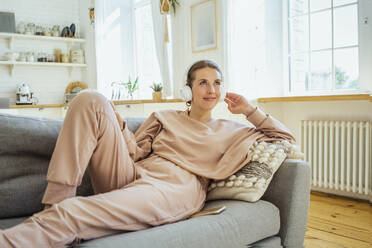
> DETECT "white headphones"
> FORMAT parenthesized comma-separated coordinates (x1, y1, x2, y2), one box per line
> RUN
(179, 85, 226, 103)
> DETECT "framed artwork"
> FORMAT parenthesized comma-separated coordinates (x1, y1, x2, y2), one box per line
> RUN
(191, 0, 217, 53)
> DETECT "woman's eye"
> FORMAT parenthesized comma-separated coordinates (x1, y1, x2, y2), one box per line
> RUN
(215, 81, 221, 86)
(200, 81, 207, 85)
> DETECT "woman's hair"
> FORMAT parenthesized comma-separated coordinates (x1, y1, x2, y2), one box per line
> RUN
(185, 60, 222, 106)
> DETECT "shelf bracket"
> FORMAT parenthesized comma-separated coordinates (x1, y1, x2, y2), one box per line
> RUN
(7, 36, 14, 49)
(9, 64, 14, 76)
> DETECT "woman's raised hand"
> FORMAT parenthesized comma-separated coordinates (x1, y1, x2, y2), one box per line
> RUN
(224, 92, 255, 115)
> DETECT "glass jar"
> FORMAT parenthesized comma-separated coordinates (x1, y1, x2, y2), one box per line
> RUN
(43, 27, 51, 36)
(18, 52, 26, 62)
(47, 54, 55, 63)
(26, 52, 35, 62)
(26, 23, 35, 35)
(35, 25, 43, 35)
(17, 22, 26, 34)
(37, 52, 47, 62)
(52, 25, 60, 37)
(61, 54, 69, 63)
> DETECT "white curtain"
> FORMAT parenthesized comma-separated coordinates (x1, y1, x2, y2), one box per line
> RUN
(95, 0, 134, 99)
(226, 0, 266, 102)
(226, 0, 283, 101)
(94, 0, 108, 98)
(151, 1, 173, 98)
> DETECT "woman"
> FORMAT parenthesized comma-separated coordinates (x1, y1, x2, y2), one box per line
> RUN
(0, 60, 295, 247)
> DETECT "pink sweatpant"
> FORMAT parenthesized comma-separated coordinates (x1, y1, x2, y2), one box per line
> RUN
(0, 91, 209, 248)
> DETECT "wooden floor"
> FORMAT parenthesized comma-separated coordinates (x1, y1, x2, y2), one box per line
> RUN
(304, 192, 372, 248)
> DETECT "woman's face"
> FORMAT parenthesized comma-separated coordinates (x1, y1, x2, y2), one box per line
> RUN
(190, 67, 222, 112)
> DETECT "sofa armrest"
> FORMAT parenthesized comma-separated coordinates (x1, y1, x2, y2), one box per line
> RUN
(262, 159, 311, 248)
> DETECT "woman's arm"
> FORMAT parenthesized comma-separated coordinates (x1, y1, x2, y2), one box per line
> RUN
(110, 102, 162, 162)
(133, 112, 162, 161)
(224, 92, 296, 143)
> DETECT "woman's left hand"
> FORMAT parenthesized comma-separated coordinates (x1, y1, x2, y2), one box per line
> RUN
(224, 92, 255, 115)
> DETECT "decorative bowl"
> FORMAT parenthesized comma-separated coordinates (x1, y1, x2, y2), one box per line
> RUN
(5, 52, 20, 61)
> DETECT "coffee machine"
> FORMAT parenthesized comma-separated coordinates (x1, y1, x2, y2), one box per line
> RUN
(16, 83, 36, 105)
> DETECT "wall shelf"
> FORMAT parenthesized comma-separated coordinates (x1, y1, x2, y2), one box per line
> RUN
(0, 32, 85, 50)
(0, 61, 87, 76)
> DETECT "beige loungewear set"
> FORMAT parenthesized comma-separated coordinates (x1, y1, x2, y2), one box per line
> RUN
(0, 91, 295, 247)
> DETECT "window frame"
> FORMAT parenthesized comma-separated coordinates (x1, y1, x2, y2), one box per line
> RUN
(284, 0, 363, 96)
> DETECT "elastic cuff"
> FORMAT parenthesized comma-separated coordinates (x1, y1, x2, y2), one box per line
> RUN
(245, 107, 268, 127)
(42, 182, 77, 205)
(245, 106, 258, 118)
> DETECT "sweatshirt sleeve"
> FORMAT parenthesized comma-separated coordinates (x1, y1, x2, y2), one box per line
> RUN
(110, 102, 162, 162)
(245, 106, 296, 143)
(133, 112, 162, 162)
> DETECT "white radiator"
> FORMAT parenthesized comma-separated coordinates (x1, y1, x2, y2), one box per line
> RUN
(301, 120, 372, 202)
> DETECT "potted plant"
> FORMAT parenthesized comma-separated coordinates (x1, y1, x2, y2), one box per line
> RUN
(160, 0, 180, 14)
(150, 83, 163, 101)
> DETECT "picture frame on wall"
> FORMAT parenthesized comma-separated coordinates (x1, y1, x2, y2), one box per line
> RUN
(191, 0, 217, 53)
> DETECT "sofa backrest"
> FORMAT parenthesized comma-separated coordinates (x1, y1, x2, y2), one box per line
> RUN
(0, 113, 146, 218)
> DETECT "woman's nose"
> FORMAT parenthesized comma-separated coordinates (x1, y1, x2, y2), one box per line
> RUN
(207, 85, 216, 93)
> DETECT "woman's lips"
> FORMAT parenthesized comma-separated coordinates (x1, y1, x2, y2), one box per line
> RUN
(203, 97, 216, 101)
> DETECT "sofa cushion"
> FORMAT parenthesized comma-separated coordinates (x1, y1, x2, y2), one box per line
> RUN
(0, 200, 280, 247)
(0, 113, 63, 157)
(0, 216, 27, 229)
(0, 113, 146, 158)
(77, 200, 280, 248)
(0, 155, 94, 218)
(0, 114, 146, 218)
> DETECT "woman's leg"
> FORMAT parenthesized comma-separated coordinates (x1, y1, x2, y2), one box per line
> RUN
(42, 90, 137, 205)
(0, 158, 208, 248)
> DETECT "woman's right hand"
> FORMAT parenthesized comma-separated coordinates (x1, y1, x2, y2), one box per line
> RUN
(224, 92, 255, 116)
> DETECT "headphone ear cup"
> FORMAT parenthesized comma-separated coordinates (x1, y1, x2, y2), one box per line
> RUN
(180, 85, 192, 102)
(219, 87, 226, 102)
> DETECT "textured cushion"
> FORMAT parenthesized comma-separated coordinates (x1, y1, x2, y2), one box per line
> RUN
(207, 140, 304, 202)
(76, 200, 280, 248)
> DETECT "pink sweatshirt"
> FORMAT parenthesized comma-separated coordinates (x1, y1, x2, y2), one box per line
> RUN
(123, 107, 296, 180)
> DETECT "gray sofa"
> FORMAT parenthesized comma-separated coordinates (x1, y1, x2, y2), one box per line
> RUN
(0, 113, 311, 248)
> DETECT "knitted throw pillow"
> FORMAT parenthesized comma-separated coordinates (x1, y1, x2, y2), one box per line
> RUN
(206, 140, 304, 202)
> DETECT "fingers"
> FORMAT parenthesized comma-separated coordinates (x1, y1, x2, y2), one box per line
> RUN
(225, 92, 241, 103)
(224, 98, 234, 104)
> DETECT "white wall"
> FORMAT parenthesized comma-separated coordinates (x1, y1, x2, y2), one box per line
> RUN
(171, 0, 227, 98)
(358, 0, 372, 93)
(259, 100, 372, 147)
(0, 0, 93, 104)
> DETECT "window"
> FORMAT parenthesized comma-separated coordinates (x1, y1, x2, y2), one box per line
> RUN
(133, 0, 162, 99)
(288, 0, 359, 94)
